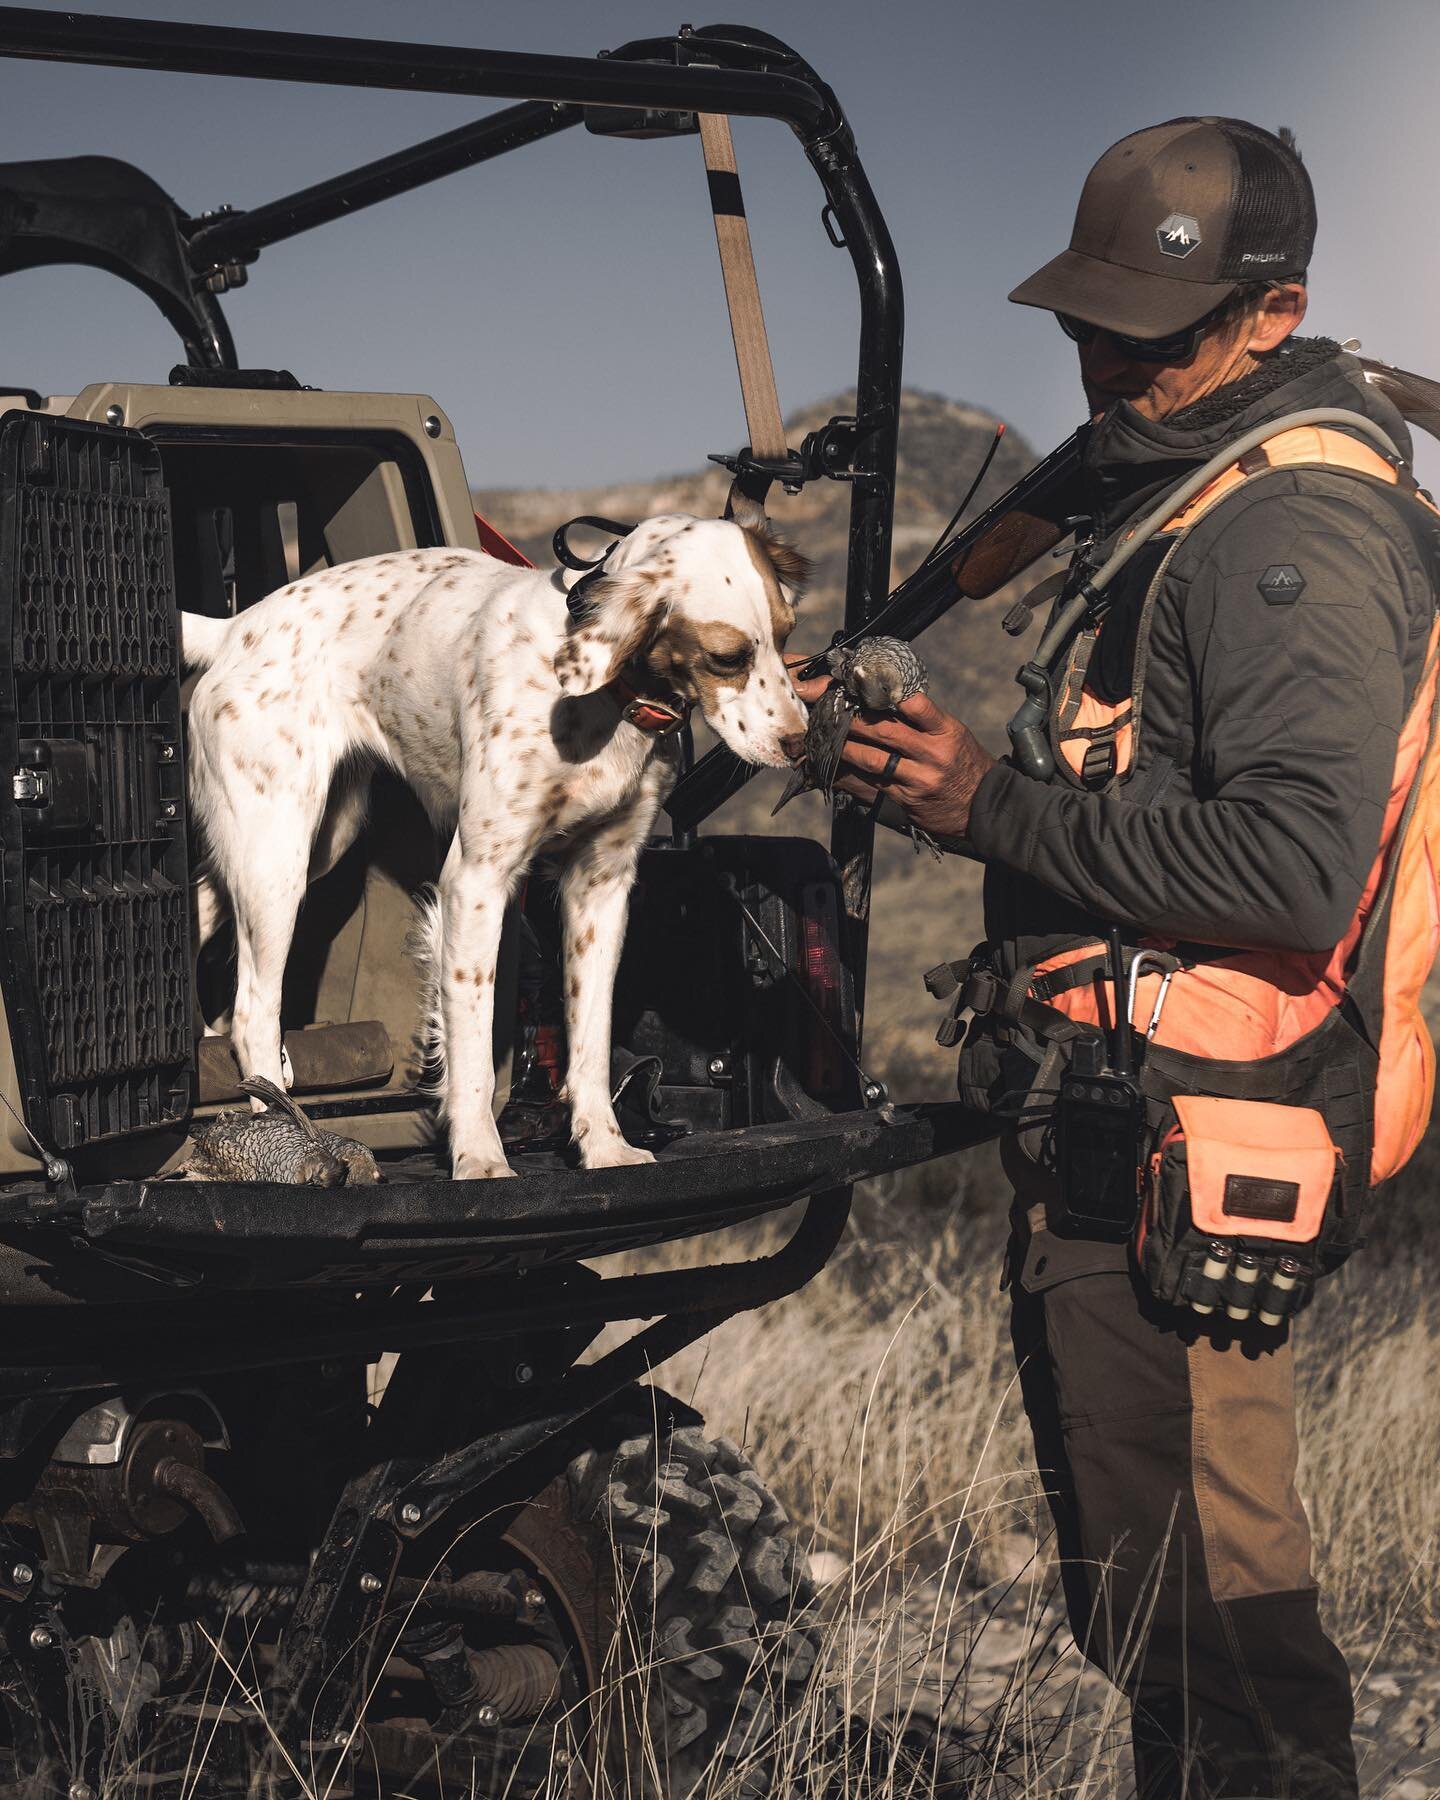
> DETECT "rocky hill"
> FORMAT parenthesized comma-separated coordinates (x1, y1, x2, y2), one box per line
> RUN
(474, 390, 1044, 1085)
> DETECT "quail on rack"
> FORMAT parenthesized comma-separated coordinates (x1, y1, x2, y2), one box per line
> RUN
(177, 1078, 382, 1185)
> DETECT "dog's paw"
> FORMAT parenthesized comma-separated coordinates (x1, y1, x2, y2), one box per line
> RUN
(578, 1137, 657, 1171)
(453, 1153, 518, 1182)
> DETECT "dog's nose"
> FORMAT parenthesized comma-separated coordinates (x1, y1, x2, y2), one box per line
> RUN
(781, 731, 807, 764)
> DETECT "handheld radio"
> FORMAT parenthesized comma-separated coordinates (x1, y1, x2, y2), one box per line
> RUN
(1054, 928, 1147, 1240)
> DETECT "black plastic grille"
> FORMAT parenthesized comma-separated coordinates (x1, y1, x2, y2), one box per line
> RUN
(0, 415, 193, 1151)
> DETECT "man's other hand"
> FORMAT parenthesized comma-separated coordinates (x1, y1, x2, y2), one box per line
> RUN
(785, 654, 832, 707)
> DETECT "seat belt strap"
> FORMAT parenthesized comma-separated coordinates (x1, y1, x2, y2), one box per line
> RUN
(697, 112, 787, 466)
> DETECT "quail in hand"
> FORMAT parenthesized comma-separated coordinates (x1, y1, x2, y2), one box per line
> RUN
(773, 637, 929, 813)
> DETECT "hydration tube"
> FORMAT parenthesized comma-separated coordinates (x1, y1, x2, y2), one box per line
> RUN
(1006, 406, 1405, 780)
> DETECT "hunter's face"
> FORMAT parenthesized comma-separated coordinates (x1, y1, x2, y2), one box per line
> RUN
(1077, 314, 1256, 423)
(1076, 282, 1308, 423)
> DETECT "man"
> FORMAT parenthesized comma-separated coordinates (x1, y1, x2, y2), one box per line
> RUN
(798, 119, 1438, 1797)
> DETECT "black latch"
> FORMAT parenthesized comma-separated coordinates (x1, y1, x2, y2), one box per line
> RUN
(584, 103, 698, 138)
(186, 204, 255, 294)
(708, 413, 882, 497)
(13, 740, 95, 834)
(585, 47, 700, 138)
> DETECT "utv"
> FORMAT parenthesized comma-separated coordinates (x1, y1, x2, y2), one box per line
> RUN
(0, 12, 1007, 1796)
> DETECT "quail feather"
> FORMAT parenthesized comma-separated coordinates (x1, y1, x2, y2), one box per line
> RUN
(773, 637, 929, 814)
(178, 1078, 381, 1185)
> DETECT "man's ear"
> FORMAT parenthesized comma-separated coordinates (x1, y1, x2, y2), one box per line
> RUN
(553, 569, 667, 696)
(1246, 282, 1307, 355)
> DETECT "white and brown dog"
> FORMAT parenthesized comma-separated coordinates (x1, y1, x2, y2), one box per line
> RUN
(181, 507, 810, 1178)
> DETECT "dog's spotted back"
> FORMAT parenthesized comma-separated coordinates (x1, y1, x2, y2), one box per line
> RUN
(183, 513, 810, 1178)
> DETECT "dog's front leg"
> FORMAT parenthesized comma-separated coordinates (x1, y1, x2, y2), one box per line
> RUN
(559, 800, 663, 1171)
(438, 842, 518, 1182)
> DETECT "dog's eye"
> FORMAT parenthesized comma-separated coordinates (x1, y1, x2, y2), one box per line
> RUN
(708, 647, 752, 675)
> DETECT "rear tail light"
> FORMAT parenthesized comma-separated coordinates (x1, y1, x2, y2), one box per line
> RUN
(796, 881, 847, 1099)
(532, 1024, 565, 1096)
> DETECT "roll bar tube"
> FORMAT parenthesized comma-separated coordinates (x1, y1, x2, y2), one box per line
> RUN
(185, 102, 584, 272)
(0, 9, 830, 127)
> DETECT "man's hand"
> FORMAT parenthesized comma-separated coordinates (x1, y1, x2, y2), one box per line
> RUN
(786, 656, 996, 838)
(839, 695, 996, 838)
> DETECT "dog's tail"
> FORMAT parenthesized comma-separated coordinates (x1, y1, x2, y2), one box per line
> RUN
(406, 887, 448, 1120)
(179, 610, 234, 672)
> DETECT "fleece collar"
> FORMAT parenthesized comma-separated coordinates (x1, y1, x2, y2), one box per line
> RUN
(1079, 337, 1414, 539)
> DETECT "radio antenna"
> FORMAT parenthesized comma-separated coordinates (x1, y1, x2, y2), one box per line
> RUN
(921, 421, 1006, 567)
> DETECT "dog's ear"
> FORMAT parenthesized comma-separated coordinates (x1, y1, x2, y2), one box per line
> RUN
(726, 491, 812, 599)
(738, 520, 812, 602)
(726, 489, 769, 534)
(754, 532, 811, 597)
(553, 569, 667, 695)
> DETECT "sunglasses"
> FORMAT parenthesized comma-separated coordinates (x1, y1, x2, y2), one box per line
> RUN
(1056, 300, 1230, 365)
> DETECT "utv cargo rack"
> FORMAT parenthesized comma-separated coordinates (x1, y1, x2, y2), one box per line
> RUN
(0, 1104, 992, 1399)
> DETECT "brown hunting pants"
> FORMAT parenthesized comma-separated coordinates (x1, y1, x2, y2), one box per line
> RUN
(1010, 1227, 1359, 1799)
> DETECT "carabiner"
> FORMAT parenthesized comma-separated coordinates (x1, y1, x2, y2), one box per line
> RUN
(1126, 951, 1177, 1042)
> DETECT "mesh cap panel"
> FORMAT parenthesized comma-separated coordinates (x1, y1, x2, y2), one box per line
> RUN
(1211, 117, 1316, 279)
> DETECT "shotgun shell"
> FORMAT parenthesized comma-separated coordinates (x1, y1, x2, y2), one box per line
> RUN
(1191, 1241, 1232, 1315)
(1224, 1252, 1262, 1321)
(1258, 1256, 1303, 1328)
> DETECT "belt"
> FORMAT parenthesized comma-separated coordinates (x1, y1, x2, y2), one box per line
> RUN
(925, 942, 1186, 1049)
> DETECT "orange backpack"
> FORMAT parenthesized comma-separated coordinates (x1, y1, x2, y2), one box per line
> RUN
(1037, 425, 1440, 1185)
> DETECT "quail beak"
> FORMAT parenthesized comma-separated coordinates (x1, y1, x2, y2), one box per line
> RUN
(305, 1151, 349, 1188)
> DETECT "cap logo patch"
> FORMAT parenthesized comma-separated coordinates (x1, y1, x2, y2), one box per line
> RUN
(1258, 564, 1306, 605)
(1156, 212, 1202, 259)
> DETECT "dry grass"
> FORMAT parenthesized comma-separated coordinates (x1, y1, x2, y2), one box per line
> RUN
(566, 1107, 1440, 1796)
(642, 1138, 1440, 1659)
(92, 1117, 1440, 1796)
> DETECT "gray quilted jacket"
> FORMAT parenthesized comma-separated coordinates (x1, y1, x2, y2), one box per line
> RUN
(968, 339, 1435, 981)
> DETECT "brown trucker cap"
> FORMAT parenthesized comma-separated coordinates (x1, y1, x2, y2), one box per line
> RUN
(1010, 117, 1315, 338)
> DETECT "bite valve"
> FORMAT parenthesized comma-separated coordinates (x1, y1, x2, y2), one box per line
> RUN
(1224, 1251, 1262, 1321)
(1007, 664, 1056, 781)
(1258, 1256, 1304, 1327)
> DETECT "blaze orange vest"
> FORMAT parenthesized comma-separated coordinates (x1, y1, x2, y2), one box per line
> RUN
(1036, 426, 1440, 1186)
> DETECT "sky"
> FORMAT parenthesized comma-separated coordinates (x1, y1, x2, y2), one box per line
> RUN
(2, 0, 1438, 493)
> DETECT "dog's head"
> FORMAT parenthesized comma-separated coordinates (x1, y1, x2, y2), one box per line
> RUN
(552, 504, 811, 767)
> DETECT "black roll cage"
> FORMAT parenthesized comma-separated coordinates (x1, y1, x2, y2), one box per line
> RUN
(0, 20, 1011, 1566)
(0, 11, 904, 953)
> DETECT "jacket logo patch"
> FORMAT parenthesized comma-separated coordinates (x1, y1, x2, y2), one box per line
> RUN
(1156, 213, 1202, 259)
(1258, 563, 1306, 605)
(1222, 1173, 1300, 1223)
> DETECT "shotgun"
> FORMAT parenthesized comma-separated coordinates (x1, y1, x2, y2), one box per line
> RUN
(665, 429, 1085, 831)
